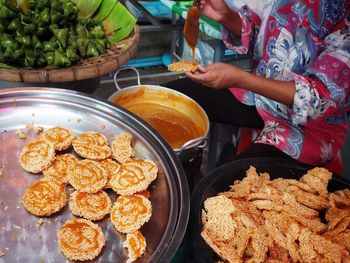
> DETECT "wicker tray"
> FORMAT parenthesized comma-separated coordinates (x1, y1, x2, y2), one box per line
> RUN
(0, 26, 140, 83)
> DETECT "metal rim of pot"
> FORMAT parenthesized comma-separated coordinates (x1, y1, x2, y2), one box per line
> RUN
(108, 66, 210, 159)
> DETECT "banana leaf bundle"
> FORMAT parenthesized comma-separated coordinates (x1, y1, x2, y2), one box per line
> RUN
(74, 0, 137, 45)
(0, 0, 110, 68)
(0, 0, 136, 68)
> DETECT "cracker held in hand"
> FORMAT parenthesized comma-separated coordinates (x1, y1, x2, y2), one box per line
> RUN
(22, 179, 67, 216)
(110, 194, 152, 234)
(109, 159, 158, 196)
(68, 159, 108, 193)
(111, 133, 135, 164)
(72, 131, 111, 160)
(57, 218, 105, 261)
(168, 61, 198, 72)
(69, 190, 112, 221)
(20, 140, 56, 173)
(123, 231, 147, 263)
(39, 126, 75, 151)
(43, 153, 78, 184)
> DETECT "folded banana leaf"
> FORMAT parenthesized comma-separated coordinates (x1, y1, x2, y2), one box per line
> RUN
(43, 37, 58, 52)
(51, 10, 64, 24)
(45, 51, 55, 65)
(67, 31, 77, 50)
(75, 23, 89, 38)
(7, 18, 20, 31)
(76, 36, 88, 56)
(53, 49, 71, 67)
(32, 35, 43, 49)
(0, 5, 16, 19)
(23, 22, 36, 34)
(16, 35, 31, 47)
(63, 0, 78, 18)
(24, 49, 36, 67)
(90, 25, 104, 39)
(102, 1, 135, 35)
(36, 0, 50, 11)
(93, 0, 115, 21)
(36, 51, 46, 66)
(38, 7, 50, 25)
(77, 16, 98, 26)
(74, 0, 102, 18)
(1, 34, 18, 49)
(52, 28, 68, 48)
(3, 46, 15, 60)
(14, 46, 25, 59)
(86, 40, 99, 57)
(92, 38, 106, 53)
(50, 0, 62, 11)
(66, 48, 80, 63)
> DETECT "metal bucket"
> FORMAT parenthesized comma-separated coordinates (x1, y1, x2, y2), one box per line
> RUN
(108, 67, 210, 162)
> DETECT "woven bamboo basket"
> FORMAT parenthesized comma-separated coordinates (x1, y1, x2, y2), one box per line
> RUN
(0, 26, 140, 83)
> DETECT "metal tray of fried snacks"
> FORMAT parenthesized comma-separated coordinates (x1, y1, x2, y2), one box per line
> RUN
(0, 87, 189, 263)
(190, 158, 350, 263)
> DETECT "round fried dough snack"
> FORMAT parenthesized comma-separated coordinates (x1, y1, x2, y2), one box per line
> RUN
(19, 140, 55, 173)
(57, 218, 105, 261)
(110, 159, 158, 196)
(69, 190, 111, 221)
(72, 131, 111, 160)
(68, 159, 108, 193)
(22, 179, 67, 216)
(98, 159, 121, 189)
(110, 194, 152, 234)
(43, 154, 78, 184)
(123, 231, 147, 263)
(168, 61, 198, 72)
(39, 126, 75, 151)
(111, 133, 135, 164)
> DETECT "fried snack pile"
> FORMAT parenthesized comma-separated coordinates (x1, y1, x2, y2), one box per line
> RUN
(168, 61, 198, 72)
(201, 166, 350, 263)
(19, 126, 158, 262)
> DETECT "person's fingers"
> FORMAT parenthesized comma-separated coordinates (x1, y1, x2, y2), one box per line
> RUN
(197, 64, 208, 73)
(186, 71, 208, 85)
(185, 71, 202, 82)
(185, 71, 196, 79)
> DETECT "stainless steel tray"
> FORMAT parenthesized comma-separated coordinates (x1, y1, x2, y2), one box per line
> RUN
(0, 87, 189, 263)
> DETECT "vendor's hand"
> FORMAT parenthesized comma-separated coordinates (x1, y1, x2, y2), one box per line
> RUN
(199, 0, 231, 23)
(186, 63, 244, 89)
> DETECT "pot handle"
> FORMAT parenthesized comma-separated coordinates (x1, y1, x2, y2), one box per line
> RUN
(113, 67, 141, 91)
(177, 137, 208, 156)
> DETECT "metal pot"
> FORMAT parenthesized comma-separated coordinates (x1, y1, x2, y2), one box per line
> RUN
(108, 67, 210, 162)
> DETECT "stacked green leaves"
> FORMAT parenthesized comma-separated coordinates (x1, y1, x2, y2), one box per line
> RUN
(75, 0, 137, 45)
(0, 0, 109, 68)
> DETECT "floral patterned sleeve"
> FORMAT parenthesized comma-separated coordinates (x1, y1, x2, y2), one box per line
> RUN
(290, 29, 350, 126)
(221, 5, 261, 54)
